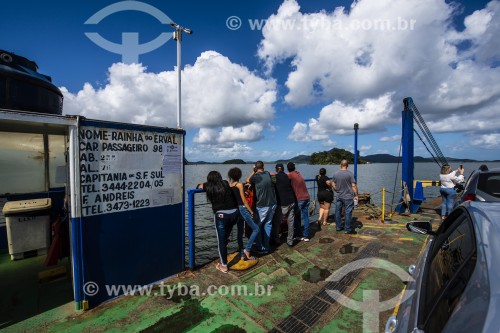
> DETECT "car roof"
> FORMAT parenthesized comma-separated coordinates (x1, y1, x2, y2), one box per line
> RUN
(467, 201, 500, 267)
(468, 166, 500, 178)
(477, 167, 500, 174)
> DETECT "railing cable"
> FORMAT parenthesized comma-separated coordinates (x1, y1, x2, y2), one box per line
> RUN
(411, 102, 448, 166)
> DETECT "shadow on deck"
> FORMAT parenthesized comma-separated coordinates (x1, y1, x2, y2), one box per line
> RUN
(4, 198, 442, 333)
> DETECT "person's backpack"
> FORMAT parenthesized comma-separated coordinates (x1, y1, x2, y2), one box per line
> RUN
(454, 182, 465, 193)
(309, 200, 316, 216)
(244, 184, 255, 209)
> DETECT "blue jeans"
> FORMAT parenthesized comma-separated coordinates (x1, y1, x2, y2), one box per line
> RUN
(440, 187, 456, 217)
(335, 198, 354, 232)
(214, 209, 244, 265)
(238, 205, 260, 253)
(255, 205, 276, 252)
(294, 199, 310, 238)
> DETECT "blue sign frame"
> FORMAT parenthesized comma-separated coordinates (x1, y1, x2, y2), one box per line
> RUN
(72, 119, 185, 309)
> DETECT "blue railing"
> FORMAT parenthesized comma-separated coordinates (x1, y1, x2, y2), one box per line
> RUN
(186, 188, 204, 270)
(186, 179, 318, 270)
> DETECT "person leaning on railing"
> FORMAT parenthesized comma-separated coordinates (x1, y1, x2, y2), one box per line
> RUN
(287, 162, 311, 242)
(246, 161, 277, 255)
(228, 167, 259, 260)
(197, 171, 244, 273)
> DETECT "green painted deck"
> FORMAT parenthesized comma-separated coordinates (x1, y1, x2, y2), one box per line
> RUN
(0, 251, 73, 330)
(1, 199, 440, 333)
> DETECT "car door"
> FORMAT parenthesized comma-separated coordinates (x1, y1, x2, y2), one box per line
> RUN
(416, 208, 477, 332)
(455, 171, 478, 207)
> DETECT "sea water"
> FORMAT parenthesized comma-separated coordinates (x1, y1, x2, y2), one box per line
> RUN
(185, 161, 500, 265)
(186, 162, 500, 203)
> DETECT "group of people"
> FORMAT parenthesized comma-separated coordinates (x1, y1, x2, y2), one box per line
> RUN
(200, 160, 471, 273)
(198, 160, 358, 274)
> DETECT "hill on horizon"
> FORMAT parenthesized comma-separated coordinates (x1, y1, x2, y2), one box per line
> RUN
(362, 154, 480, 163)
(185, 153, 486, 165)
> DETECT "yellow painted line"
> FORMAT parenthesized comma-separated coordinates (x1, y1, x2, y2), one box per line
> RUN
(392, 235, 430, 316)
(397, 237, 414, 241)
(38, 265, 67, 283)
(415, 233, 431, 256)
(413, 179, 441, 188)
(348, 234, 376, 240)
(392, 285, 408, 316)
(362, 224, 406, 229)
(449, 233, 465, 245)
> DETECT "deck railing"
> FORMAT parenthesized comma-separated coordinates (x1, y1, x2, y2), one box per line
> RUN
(186, 179, 318, 270)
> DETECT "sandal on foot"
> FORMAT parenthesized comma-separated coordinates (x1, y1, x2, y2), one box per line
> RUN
(216, 263, 228, 273)
(243, 249, 255, 260)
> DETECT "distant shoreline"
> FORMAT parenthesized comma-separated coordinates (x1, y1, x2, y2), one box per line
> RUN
(186, 154, 497, 165)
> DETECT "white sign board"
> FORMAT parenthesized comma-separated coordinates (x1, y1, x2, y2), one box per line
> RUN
(79, 127, 183, 216)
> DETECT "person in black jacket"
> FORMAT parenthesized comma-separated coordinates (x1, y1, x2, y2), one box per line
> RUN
(197, 171, 244, 273)
(316, 168, 333, 225)
(273, 163, 297, 246)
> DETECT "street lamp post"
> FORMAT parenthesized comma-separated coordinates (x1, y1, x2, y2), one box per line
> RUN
(170, 22, 192, 129)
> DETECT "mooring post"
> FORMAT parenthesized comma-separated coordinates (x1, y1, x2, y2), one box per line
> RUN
(382, 187, 385, 222)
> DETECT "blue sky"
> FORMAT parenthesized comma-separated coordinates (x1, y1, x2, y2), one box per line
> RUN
(2, 0, 499, 162)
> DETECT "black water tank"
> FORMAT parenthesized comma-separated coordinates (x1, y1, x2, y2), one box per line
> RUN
(0, 50, 63, 115)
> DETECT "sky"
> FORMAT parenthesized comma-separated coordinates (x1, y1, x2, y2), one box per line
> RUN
(2, 0, 499, 162)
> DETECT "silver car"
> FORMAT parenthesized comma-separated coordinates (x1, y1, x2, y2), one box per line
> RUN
(385, 201, 500, 333)
(455, 166, 500, 206)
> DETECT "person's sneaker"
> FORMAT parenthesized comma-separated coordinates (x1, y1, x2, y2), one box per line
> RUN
(344, 230, 357, 235)
(336, 228, 345, 232)
(301, 237, 310, 242)
(293, 236, 303, 241)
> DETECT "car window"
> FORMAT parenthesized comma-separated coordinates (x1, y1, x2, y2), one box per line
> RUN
(463, 170, 477, 190)
(478, 173, 500, 198)
(421, 212, 477, 332)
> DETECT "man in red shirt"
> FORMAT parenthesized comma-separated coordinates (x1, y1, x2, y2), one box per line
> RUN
(287, 162, 311, 241)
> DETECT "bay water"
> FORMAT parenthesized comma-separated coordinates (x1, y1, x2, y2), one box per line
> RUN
(184, 161, 500, 266)
(186, 161, 500, 204)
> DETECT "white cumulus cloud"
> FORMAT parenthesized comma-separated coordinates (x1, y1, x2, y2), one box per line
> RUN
(471, 133, 500, 149)
(380, 135, 401, 142)
(193, 123, 264, 144)
(288, 93, 395, 141)
(260, 0, 500, 150)
(61, 51, 277, 145)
